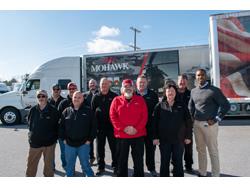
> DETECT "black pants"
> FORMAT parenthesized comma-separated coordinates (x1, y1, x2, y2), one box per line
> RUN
(144, 135, 156, 171)
(96, 129, 117, 170)
(184, 140, 193, 169)
(116, 137, 144, 177)
(159, 142, 184, 177)
(89, 140, 95, 159)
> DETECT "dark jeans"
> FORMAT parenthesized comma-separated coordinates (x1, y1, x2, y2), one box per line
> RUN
(159, 142, 184, 177)
(89, 140, 95, 159)
(116, 137, 144, 177)
(144, 135, 156, 171)
(96, 129, 117, 170)
(184, 140, 193, 169)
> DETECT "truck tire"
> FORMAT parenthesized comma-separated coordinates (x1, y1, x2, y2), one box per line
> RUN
(0, 107, 20, 125)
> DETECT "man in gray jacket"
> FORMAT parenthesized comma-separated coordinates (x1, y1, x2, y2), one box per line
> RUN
(189, 69, 230, 177)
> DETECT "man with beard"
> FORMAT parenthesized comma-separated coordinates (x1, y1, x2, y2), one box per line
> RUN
(110, 79, 148, 177)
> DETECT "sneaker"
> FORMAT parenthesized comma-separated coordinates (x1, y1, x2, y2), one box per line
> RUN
(90, 157, 95, 166)
(96, 169, 105, 176)
(150, 170, 158, 177)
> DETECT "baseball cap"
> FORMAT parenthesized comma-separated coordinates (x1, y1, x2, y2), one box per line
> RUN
(122, 79, 133, 87)
(36, 89, 48, 97)
(52, 84, 61, 90)
(67, 82, 77, 89)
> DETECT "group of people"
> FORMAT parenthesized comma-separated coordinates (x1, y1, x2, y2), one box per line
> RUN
(25, 68, 230, 177)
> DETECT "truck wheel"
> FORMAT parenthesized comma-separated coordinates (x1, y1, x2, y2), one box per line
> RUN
(0, 107, 20, 125)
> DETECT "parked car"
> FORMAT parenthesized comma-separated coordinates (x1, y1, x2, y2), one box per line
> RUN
(0, 83, 9, 94)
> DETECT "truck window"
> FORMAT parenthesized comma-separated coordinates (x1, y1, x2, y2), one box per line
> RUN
(26, 80, 40, 91)
(58, 79, 71, 90)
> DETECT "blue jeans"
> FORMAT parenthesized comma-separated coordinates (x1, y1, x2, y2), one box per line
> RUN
(58, 139, 67, 168)
(65, 143, 94, 177)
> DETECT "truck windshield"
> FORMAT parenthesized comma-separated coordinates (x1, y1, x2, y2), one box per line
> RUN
(25, 80, 40, 91)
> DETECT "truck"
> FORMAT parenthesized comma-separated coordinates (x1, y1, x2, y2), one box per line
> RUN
(209, 11, 250, 116)
(0, 83, 9, 94)
(0, 45, 209, 125)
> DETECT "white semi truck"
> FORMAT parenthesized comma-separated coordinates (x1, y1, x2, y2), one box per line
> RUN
(209, 11, 250, 116)
(0, 45, 209, 125)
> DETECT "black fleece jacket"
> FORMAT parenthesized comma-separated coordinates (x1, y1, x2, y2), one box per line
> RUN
(136, 89, 159, 136)
(59, 104, 97, 147)
(58, 95, 72, 114)
(153, 100, 192, 144)
(91, 90, 117, 131)
(27, 104, 60, 148)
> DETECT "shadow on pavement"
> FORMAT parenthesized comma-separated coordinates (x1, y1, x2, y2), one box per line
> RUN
(0, 124, 28, 130)
(53, 167, 239, 177)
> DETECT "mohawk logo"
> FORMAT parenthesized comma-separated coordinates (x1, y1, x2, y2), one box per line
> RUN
(90, 63, 129, 73)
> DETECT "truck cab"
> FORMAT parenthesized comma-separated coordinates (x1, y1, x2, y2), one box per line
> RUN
(0, 56, 82, 125)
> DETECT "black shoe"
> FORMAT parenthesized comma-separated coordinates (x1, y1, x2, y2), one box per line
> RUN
(90, 157, 95, 166)
(197, 173, 206, 177)
(185, 167, 194, 174)
(149, 170, 158, 177)
(113, 168, 118, 176)
(96, 169, 105, 176)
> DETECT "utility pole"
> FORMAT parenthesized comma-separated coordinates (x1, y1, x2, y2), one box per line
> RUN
(129, 26, 141, 51)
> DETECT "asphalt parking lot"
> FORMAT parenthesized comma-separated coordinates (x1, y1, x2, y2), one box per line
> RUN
(0, 119, 250, 177)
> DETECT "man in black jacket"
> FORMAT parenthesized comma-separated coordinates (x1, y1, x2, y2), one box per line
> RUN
(59, 91, 96, 177)
(48, 84, 65, 109)
(48, 84, 65, 170)
(26, 90, 60, 177)
(83, 79, 98, 165)
(136, 74, 158, 177)
(176, 74, 194, 173)
(57, 82, 77, 170)
(91, 77, 118, 176)
(58, 82, 77, 114)
(84, 79, 98, 106)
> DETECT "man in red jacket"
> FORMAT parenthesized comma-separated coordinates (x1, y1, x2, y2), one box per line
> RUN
(110, 79, 148, 177)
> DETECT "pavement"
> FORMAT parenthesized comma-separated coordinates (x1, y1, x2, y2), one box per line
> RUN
(0, 119, 250, 177)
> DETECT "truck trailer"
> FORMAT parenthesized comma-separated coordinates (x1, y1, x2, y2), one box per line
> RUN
(0, 45, 209, 125)
(209, 10, 250, 116)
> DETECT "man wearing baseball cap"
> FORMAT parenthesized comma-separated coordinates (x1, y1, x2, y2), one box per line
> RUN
(48, 84, 65, 171)
(110, 79, 148, 177)
(57, 82, 78, 171)
(26, 89, 60, 176)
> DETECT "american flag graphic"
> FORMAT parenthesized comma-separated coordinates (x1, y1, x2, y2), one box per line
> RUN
(217, 16, 250, 98)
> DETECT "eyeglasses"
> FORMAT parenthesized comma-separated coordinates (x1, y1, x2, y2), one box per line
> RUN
(68, 88, 77, 91)
(37, 95, 46, 99)
(53, 88, 60, 91)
